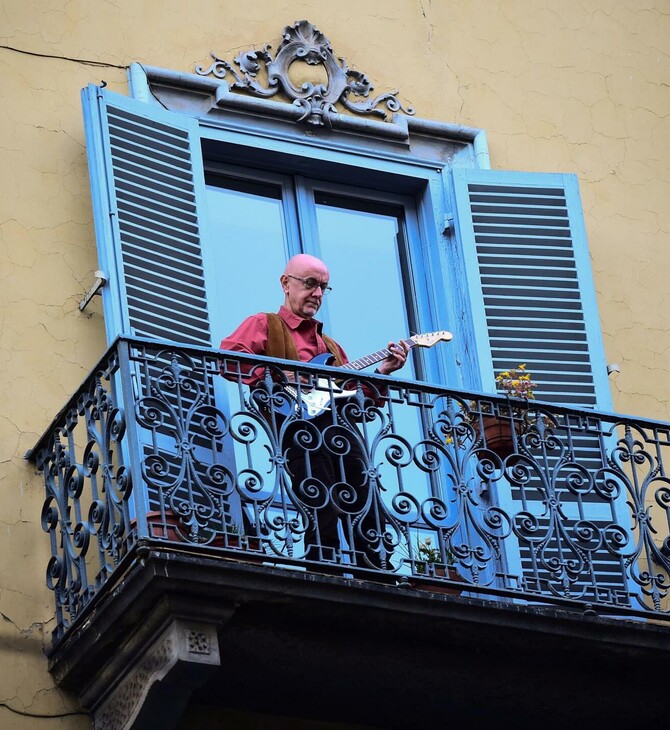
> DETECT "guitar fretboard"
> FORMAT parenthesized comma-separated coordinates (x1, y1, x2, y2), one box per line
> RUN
(342, 338, 415, 372)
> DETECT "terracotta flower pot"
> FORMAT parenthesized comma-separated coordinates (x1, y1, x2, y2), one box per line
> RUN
(133, 511, 261, 552)
(474, 416, 519, 459)
(410, 565, 464, 595)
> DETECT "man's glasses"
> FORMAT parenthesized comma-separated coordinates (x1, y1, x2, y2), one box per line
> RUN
(286, 274, 333, 295)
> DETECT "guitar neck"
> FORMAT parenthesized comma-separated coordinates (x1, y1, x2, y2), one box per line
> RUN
(342, 338, 415, 372)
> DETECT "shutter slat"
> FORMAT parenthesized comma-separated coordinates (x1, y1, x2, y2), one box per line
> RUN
(119, 223, 201, 252)
(113, 158, 196, 197)
(117, 207, 200, 239)
(107, 106, 191, 142)
(116, 188, 197, 218)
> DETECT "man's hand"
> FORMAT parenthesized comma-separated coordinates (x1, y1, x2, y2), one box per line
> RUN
(376, 341, 409, 376)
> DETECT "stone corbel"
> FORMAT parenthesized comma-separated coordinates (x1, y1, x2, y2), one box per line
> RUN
(94, 619, 221, 730)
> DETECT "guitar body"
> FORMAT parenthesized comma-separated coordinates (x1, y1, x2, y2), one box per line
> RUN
(309, 352, 338, 367)
(272, 331, 453, 420)
(282, 378, 356, 419)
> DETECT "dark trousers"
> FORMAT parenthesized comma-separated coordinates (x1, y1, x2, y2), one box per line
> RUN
(284, 414, 387, 569)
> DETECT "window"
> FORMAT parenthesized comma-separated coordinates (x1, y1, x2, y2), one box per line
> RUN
(82, 83, 613, 404)
(203, 167, 425, 374)
(81, 75, 623, 589)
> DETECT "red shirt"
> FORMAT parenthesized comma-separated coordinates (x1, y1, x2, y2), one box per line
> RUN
(220, 306, 387, 403)
(220, 306, 349, 379)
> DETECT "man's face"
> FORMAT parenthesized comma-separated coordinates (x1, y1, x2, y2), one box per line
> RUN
(281, 262, 330, 319)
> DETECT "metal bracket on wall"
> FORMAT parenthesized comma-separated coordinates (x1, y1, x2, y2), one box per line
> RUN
(79, 270, 107, 312)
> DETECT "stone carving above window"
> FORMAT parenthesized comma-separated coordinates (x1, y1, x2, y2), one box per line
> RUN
(195, 19, 414, 127)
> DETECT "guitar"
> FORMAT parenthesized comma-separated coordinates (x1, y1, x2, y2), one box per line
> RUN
(282, 331, 453, 419)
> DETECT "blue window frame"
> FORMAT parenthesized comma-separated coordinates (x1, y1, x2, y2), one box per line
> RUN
(203, 166, 429, 375)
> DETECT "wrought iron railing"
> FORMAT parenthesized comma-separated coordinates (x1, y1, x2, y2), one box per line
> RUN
(29, 337, 670, 645)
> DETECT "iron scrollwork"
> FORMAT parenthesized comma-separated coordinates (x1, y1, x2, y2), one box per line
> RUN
(195, 19, 414, 126)
(31, 338, 670, 647)
(37, 352, 132, 643)
(231, 368, 405, 570)
(134, 349, 236, 545)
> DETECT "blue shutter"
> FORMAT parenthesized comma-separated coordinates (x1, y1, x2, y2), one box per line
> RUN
(452, 169, 627, 598)
(81, 85, 212, 345)
(451, 168, 611, 409)
(81, 87, 240, 528)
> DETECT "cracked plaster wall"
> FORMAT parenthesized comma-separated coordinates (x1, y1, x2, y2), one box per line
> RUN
(0, 0, 668, 725)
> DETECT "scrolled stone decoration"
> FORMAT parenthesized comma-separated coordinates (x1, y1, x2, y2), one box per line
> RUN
(195, 19, 414, 127)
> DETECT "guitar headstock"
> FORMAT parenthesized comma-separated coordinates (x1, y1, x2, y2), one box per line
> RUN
(409, 331, 454, 348)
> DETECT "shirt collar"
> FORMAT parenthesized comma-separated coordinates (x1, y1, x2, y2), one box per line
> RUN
(278, 305, 322, 332)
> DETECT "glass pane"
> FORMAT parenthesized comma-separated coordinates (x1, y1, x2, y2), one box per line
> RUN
(205, 177, 292, 536)
(314, 195, 415, 373)
(205, 176, 288, 341)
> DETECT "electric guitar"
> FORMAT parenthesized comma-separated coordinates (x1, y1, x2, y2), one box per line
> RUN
(282, 331, 453, 419)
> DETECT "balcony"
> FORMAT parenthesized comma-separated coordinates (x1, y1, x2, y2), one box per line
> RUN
(29, 337, 670, 728)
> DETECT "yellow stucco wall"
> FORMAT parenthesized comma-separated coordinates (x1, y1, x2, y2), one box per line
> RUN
(0, 0, 668, 724)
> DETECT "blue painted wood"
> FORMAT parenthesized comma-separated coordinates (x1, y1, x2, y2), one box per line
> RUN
(81, 85, 213, 346)
(451, 167, 611, 409)
(451, 167, 626, 590)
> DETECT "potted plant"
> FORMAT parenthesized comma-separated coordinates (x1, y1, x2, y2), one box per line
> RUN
(495, 363, 537, 400)
(408, 537, 463, 595)
(471, 364, 538, 458)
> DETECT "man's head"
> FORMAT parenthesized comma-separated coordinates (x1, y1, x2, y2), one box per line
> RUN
(281, 254, 330, 319)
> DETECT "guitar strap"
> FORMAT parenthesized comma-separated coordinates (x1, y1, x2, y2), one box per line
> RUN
(264, 313, 345, 366)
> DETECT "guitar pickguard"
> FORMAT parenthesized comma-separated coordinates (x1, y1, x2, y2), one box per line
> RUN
(284, 378, 357, 419)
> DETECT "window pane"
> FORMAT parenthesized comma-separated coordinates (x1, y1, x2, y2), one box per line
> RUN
(314, 195, 414, 374)
(314, 195, 438, 521)
(205, 176, 288, 341)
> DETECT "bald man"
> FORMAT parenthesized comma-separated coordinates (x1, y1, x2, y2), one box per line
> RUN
(220, 254, 408, 570)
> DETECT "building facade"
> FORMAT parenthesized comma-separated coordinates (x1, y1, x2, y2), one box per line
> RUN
(1, 2, 669, 727)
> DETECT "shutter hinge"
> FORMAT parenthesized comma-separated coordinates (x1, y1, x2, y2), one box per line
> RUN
(443, 214, 454, 235)
(79, 270, 107, 312)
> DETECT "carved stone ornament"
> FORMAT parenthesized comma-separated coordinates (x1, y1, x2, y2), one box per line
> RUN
(94, 620, 220, 730)
(195, 19, 414, 127)
(96, 637, 174, 730)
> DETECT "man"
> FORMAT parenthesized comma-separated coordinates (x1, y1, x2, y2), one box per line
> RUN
(220, 254, 408, 569)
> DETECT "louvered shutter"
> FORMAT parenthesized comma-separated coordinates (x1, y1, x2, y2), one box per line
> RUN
(81, 86, 242, 529)
(451, 168, 610, 408)
(452, 169, 628, 599)
(81, 84, 212, 345)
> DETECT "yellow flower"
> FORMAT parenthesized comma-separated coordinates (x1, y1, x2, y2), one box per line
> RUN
(495, 363, 537, 399)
